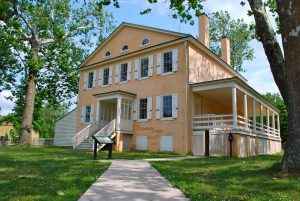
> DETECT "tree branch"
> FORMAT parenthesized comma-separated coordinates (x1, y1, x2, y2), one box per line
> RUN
(248, 0, 288, 104)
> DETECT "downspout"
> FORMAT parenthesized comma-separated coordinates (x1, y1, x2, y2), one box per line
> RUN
(184, 40, 189, 154)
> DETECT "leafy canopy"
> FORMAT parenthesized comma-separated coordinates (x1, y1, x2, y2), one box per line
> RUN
(209, 11, 255, 72)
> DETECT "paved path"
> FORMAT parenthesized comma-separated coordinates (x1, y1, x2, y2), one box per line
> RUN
(79, 160, 189, 201)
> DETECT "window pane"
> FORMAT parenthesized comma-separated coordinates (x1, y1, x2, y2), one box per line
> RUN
(120, 63, 128, 82)
(163, 96, 172, 118)
(139, 99, 148, 119)
(163, 51, 172, 73)
(103, 68, 109, 85)
(88, 72, 94, 88)
(85, 106, 91, 122)
(140, 57, 149, 78)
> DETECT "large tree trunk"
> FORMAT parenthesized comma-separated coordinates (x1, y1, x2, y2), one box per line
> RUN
(277, 0, 300, 172)
(20, 51, 37, 145)
(249, 0, 300, 172)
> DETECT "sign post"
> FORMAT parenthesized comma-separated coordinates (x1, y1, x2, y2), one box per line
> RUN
(92, 136, 115, 160)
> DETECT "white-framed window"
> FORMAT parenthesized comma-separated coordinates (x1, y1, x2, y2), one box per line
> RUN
(121, 99, 132, 120)
(120, 63, 128, 82)
(156, 94, 178, 120)
(133, 97, 152, 121)
(99, 67, 112, 86)
(139, 98, 147, 119)
(104, 51, 111, 58)
(83, 71, 96, 90)
(121, 45, 129, 53)
(156, 49, 178, 75)
(134, 55, 153, 80)
(162, 95, 172, 118)
(115, 62, 131, 84)
(80, 105, 94, 124)
(141, 38, 150, 46)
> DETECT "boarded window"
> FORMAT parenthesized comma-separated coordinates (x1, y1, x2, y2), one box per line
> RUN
(136, 136, 147, 150)
(160, 136, 174, 152)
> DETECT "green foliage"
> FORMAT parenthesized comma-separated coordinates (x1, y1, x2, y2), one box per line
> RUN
(0, 113, 22, 143)
(209, 11, 255, 72)
(264, 92, 288, 142)
(32, 104, 69, 138)
(0, 1, 115, 137)
(0, 146, 111, 201)
(151, 154, 300, 200)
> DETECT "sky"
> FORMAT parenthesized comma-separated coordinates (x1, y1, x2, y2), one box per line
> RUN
(0, 0, 280, 115)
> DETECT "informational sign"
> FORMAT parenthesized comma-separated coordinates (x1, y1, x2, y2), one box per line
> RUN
(94, 136, 114, 144)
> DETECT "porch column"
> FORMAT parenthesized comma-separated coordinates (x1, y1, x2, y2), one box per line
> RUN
(277, 115, 280, 133)
(252, 99, 256, 132)
(260, 104, 264, 132)
(116, 97, 122, 131)
(266, 108, 270, 134)
(232, 86, 238, 129)
(243, 94, 248, 129)
(272, 111, 276, 136)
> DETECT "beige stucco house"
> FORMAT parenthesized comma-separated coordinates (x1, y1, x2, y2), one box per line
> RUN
(59, 15, 282, 157)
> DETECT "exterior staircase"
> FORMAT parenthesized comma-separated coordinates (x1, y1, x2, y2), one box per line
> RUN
(72, 119, 116, 151)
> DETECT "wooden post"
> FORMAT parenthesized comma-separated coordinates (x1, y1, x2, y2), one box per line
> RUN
(252, 99, 256, 132)
(232, 87, 238, 129)
(260, 104, 264, 133)
(116, 97, 122, 131)
(277, 115, 280, 134)
(243, 94, 248, 129)
(108, 144, 112, 159)
(272, 111, 275, 136)
(267, 108, 270, 134)
(93, 139, 98, 160)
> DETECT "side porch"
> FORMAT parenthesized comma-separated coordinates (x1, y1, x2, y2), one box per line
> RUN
(190, 78, 282, 157)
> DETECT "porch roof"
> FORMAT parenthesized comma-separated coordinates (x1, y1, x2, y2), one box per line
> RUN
(190, 77, 280, 113)
(93, 90, 136, 98)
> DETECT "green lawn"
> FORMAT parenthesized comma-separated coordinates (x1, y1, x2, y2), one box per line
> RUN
(151, 154, 300, 201)
(0, 146, 111, 201)
(97, 149, 185, 160)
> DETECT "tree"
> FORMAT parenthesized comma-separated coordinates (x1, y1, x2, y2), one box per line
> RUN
(264, 93, 288, 142)
(98, 0, 300, 172)
(0, 0, 115, 144)
(209, 11, 254, 72)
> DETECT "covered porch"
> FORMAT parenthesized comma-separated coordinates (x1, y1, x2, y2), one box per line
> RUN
(190, 78, 281, 157)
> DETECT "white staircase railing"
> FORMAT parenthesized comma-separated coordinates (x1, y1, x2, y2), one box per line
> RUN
(72, 124, 91, 149)
(95, 119, 116, 137)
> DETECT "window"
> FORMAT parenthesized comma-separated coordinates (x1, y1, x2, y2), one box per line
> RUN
(104, 51, 110, 57)
(140, 57, 149, 78)
(121, 99, 132, 120)
(163, 51, 173, 73)
(85, 105, 91, 123)
(122, 45, 129, 52)
(162, 95, 172, 118)
(87, 72, 94, 88)
(139, 98, 148, 119)
(120, 63, 128, 82)
(141, 38, 150, 46)
(102, 68, 110, 85)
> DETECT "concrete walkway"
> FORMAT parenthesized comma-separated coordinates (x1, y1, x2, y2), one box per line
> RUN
(79, 160, 189, 201)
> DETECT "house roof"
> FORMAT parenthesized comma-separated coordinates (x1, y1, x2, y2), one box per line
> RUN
(78, 22, 188, 68)
(190, 77, 280, 113)
(93, 90, 137, 97)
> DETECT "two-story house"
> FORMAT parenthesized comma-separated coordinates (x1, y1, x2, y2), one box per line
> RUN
(55, 15, 282, 157)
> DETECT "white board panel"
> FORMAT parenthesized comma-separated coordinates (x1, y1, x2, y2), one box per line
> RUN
(192, 131, 205, 156)
(136, 136, 147, 151)
(240, 136, 246, 157)
(160, 136, 174, 152)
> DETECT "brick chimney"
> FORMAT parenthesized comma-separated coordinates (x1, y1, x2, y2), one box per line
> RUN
(221, 36, 231, 65)
(198, 14, 210, 48)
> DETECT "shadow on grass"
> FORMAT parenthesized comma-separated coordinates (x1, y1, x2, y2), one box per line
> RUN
(151, 154, 300, 201)
(0, 146, 110, 201)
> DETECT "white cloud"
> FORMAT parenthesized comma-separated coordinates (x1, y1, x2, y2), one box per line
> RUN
(0, 91, 14, 116)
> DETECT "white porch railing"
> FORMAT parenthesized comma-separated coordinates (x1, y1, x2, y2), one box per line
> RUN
(193, 114, 280, 138)
(72, 120, 102, 149)
(95, 119, 116, 137)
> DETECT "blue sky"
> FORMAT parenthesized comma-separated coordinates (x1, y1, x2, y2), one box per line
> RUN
(0, 0, 280, 115)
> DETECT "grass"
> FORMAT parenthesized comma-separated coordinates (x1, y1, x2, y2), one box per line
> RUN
(96, 149, 185, 160)
(0, 146, 111, 201)
(150, 153, 300, 201)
